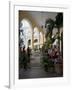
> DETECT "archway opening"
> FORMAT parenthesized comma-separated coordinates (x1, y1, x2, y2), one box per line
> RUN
(19, 19, 32, 49)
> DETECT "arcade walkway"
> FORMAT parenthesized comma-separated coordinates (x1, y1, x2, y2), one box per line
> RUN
(19, 51, 61, 79)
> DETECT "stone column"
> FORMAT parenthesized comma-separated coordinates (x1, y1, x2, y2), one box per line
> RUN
(43, 32, 44, 44)
(32, 29, 34, 49)
(38, 31, 40, 49)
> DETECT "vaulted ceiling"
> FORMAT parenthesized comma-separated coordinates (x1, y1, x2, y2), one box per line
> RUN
(19, 10, 57, 28)
(26, 11, 57, 27)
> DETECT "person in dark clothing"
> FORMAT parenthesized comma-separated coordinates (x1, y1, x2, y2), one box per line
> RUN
(27, 47, 31, 68)
(19, 47, 23, 69)
(22, 46, 27, 70)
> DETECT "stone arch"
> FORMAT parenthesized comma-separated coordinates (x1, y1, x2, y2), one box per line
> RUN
(19, 18, 33, 49)
(19, 11, 46, 49)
